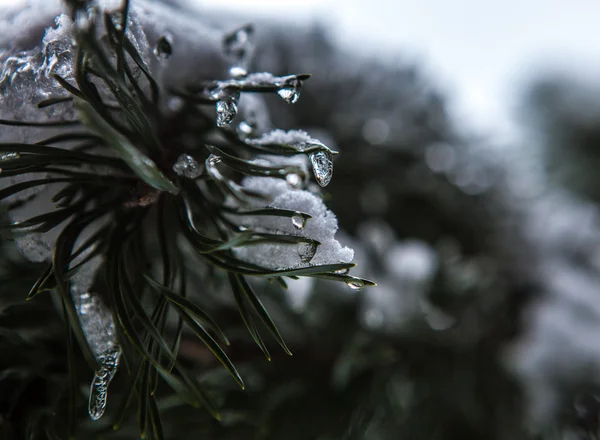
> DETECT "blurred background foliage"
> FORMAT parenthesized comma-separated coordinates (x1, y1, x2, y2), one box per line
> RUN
(3, 2, 600, 440)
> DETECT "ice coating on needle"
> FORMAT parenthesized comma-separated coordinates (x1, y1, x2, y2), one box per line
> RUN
(72, 254, 118, 357)
(233, 176, 354, 270)
(71, 252, 121, 421)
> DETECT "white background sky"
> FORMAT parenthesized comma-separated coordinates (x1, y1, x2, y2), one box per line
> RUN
(201, 0, 600, 143)
(1, 0, 599, 142)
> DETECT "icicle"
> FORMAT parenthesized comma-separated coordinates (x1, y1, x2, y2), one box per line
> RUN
(173, 153, 202, 179)
(309, 151, 333, 187)
(223, 24, 254, 79)
(153, 34, 173, 60)
(88, 347, 121, 421)
(71, 254, 120, 421)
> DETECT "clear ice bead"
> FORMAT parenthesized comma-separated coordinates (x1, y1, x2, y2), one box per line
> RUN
(173, 154, 202, 179)
(291, 213, 307, 230)
(309, 151, 333, 187)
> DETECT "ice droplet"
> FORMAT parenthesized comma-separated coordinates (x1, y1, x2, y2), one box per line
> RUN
(153, 34, 173, 60)
(309, 151, 333, 187)
(298, 242, 318, 263)
(291, 213, 306, 229)
(334, 268, 350, 275)
(173, 154, 202, 179)
(215, 89, 240, 127)
(88, 346, 121, 421)
(223, 24, 254, 79)
(345, 278, 365, 291)
(286, 173, 302, 189)
(277, 83, 300, 104)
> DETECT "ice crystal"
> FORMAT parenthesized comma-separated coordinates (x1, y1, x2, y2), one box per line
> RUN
(309, 150, 333, 187)
(173, 153, 203, 179)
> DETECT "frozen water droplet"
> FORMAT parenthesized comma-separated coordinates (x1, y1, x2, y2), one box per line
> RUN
(215, 89, 240, 127)
(334, 268, 350, 275)
(173, 154, 203, 179)
(88, 347, 121, 421)
(309, 151, 333, 187)
(286, 173, 302, 189)
(277, 85, 300, 104)
(298, 242, 318, 263)
(216, 99, 238, 127)
(1, 152, 20, 161)
(153, 34, 173, 60)
(345, 278, 365, 291)
(291, 213, 306, 229)
(223, 24, 254, 79)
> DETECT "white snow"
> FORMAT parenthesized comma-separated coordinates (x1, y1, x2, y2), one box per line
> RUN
(249, 129, 323, 148)
(243, 71, 278, 83)
(233, 175, 353, 270)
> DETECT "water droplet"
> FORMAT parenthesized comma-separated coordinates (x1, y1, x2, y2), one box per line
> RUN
(1, 152, 20, 161)
(153, 34, 173, 60)
(334, 268, 350, 275)
(345, 278, 365, 291)
(286, 173, 302, 189)
(291, 213, 306, 229)
(173, 154, 203, 179)
(88, 347, 121, 421)
(215, 88, 240, 127)
(309, 150, 333, 187)
(277, 84, 300, 104)
(216, 98, 238, 127)
(298, 242, 317, 263)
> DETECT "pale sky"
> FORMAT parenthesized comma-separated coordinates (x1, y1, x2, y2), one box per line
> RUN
(2, 0, 599, 142)
(200, 0, 600, 143)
